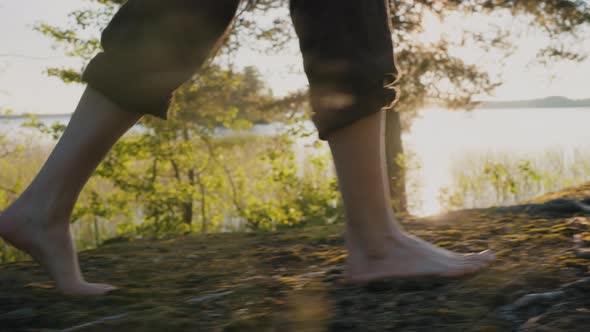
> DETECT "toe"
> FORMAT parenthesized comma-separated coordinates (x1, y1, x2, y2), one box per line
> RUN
(467, 252, 495, 270)
(478, 250, 496, 262)
(101, 284, 119, 293)
(463, 260, 482, 275)
(62, 282, 118, 296)
(91, 283, 118, 294)
(465, 250, 495, 263)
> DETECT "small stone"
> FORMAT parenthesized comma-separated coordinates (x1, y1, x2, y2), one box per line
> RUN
(363, 301, 379, 310)
(496, 305, 518, 322)
(365, 280, 395, 292)
(323, 274, 340, 282)
(295, 271, 325, 279)
(186, 291, 234, 304)
(337, 297, 355, 307)
(396, 292, 425, 305)
(511, 291, 565, 309)
(562, 277, 590, 291)
(521, 315, 543, 331)
(0, 308, 36, 321)
(575, 248, 590, 259)
(329, 318, 358, 331)
(383, 301, 397, 310)
(326, 267, 343, 275)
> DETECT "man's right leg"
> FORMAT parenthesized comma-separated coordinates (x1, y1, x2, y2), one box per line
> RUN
(328, 109, 495, 281)
(290, 0, 495, 281)
(0, 0, 241, 295)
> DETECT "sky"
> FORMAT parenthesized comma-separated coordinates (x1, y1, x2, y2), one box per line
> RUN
(0, 0, 589, 115)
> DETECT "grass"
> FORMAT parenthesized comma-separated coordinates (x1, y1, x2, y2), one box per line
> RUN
(438, 148, 590, 211)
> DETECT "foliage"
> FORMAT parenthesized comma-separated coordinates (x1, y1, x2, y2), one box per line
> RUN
(32, 0, 590, 215)
(26, 0, 590, 235)
(228, 133, 342, 231)
(0, 110, 26, 200)
(35, 0, 589, 125)
(19, 63, 334, 240)
(439, 149, 590, 211)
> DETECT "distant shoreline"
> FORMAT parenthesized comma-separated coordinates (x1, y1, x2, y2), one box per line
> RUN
(0, 113, 72, 120)
(476, 96, 590, 109)
(2, 96, 589, 119)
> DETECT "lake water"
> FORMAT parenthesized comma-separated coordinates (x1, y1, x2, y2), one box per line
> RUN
(2, 107, 590, 216)
(404, 107, 590, 215)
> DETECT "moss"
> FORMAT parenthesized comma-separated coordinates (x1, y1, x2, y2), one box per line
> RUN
(501, 234, 531, 243)
(537, 233, 569, 244)
(435, 241, 454, 247)
(435, 229, 464, 238)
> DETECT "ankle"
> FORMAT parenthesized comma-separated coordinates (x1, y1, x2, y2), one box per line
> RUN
(347, 230, 404, 259)
(4, 194, 72, 229)
(20, 182, 76, 210)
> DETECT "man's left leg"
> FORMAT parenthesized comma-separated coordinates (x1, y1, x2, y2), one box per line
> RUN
(0, 87, 139, 295)
(0, 0, 241, 295)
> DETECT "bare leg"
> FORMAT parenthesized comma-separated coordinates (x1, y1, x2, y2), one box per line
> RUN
(0, 87, 141, 295)
(327, 109, 495, 282)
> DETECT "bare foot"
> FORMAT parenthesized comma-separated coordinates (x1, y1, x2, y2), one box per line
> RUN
(0, 206, 116, 295)
(346, 232, 495, 282)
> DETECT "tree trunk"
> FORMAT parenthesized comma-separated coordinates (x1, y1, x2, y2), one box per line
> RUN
(199, 182, 208, 234)
(182, 200, 194, 227)
(93, 217, 101, 247)
(1, 243, 6, 264)
(180, 128, 196, 228)
(385, 109, 408, 214)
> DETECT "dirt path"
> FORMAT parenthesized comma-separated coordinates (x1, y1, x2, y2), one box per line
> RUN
(2, 184, 590, 331)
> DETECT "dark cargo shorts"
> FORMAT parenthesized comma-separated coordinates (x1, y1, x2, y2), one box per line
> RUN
(82, 0, 400, 140)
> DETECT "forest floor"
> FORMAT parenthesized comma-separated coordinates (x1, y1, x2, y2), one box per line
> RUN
(2, 184, 590, 331)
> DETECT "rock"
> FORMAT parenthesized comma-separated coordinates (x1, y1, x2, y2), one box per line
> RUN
(323, 274, 340, 282)
(574, 248, 590, 259)
(364, 280, 396, 292)
(382, 301, 397, 310)
(0, 308, 36, 321)
(562, 277, 590, 291)
(325, 266, 344, 275)
(329, 318, 358, 331)
(511, 291, 565, 310)
(496, 305, 519, 323)
(521, 314, 544, 331)
(396, 292, 426, 306)
(496, 199, 590, 217)
(337, 297, 355, 307)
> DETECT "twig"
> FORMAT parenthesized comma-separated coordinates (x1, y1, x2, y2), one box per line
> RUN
(186, 291, 233, 304)
(0, 184, 17, 194)
(58, 313, 128, 332)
